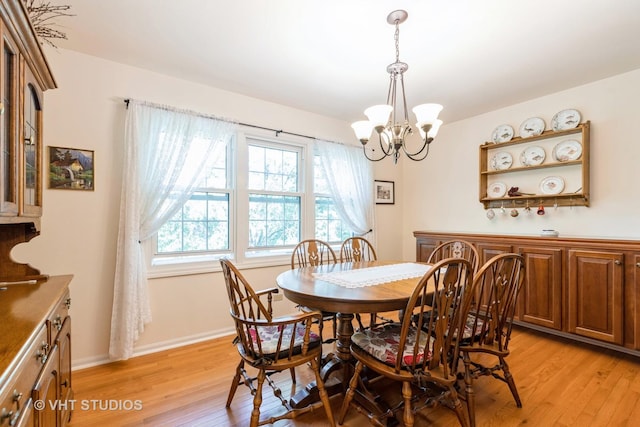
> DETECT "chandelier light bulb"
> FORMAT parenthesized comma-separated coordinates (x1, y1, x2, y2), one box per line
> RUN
(351, 120, 374, 144)
(364, 105, 393, 129)
(417, 119, 443, 140)
(412, 103, 443, 124)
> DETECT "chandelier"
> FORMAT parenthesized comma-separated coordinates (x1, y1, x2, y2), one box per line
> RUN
(351, 10, 443, 163)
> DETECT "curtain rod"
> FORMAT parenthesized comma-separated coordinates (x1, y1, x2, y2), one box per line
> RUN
(123, 98, 347, 145)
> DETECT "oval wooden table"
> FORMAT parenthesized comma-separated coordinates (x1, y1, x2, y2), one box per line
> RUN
(276, 260, 431, 412)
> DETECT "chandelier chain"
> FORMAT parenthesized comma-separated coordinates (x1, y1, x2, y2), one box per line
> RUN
(394, 20, 400, 63)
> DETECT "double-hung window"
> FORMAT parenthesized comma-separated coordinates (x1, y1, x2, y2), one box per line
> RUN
(152, 138, 233, 274)
(245, 137, 303, 257)
(149, 129, 357, 276)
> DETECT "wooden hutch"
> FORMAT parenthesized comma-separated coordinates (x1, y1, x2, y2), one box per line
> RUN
(0, 1, 73, 426)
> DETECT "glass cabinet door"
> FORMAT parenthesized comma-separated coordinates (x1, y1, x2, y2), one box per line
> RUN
(1, 34, 18, 216)
(22, 75, 43, 217)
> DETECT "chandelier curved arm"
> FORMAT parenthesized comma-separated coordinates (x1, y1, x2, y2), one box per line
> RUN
(362, 144, 389, 162)
(404, 140, 432, 161)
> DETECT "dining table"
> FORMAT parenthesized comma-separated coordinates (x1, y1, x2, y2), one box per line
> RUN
(276, 260, 433, 412)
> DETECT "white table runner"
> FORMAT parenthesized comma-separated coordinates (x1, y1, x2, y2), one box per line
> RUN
(313, 263, 431, 288)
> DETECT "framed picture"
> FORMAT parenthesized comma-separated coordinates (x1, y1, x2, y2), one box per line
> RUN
(374, 180, 394, 204)
(48, 146, 95, 191)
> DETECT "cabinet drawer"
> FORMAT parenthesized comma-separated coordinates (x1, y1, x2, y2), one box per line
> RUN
(0, 325, 48, 427)
(47, 290, 71, 345)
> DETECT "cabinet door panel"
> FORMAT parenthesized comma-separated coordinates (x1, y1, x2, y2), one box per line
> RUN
(416, 238, 438, 263)
(518, 246, 563, 330)
(32, 344, 59, 427)
(633, 255, 640, 350)
(568, 250, 624, 344)
(57, 317, 72, 426)
(477, 242, 512, 264)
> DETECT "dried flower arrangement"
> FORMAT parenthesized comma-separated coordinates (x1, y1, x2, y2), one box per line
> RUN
(23, 0, 74, 47)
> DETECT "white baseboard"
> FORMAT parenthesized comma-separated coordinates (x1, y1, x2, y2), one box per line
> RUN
(72, 328, 236, 371)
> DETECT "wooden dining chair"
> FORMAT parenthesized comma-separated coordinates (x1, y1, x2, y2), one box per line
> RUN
(458, 253, 525, 427)
(338, 258, 474, 427)
(220, 259, 335, 427)
(291, 239, 339, 343)
(339, 237, 389, 330)
(427, 239, 480, 274)
(339, 236, 377, 263)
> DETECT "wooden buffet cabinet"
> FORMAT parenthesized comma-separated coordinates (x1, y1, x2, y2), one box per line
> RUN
(0, 1, 73, 426)
(0, 276, 72, 427)
(415, 231, 640, 356)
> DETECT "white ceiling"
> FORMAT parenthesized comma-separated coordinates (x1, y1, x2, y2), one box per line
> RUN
(52, 0, 640, 125)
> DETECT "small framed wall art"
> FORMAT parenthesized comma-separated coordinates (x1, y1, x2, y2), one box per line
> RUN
(48, 146, 95, 191)
(374, 180, 394, 204)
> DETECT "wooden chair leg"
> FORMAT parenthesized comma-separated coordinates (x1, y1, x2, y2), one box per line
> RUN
(500, 357, 522, 407)
(311, 357, 335, 426)
(250, 369, 266, 427)
(450, 389, 470, 427)
(289, 367, 296, 384)
(402, 380, 414, 427)
(338, 361, 363, 424)
(463, 352, 476, 427)
(226, 360, 244, 407)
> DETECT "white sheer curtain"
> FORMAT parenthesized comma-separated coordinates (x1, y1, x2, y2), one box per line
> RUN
(315, 139, 375, 239)
(110, 100, 236, 360)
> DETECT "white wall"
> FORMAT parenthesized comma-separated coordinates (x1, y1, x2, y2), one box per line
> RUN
(16, 46, 639, 368)
(401, 68, 640, 260)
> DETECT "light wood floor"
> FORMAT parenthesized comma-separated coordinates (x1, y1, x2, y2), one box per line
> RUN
(69, 326, 640, 426)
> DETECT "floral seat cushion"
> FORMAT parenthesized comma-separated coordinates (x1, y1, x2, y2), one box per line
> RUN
(351, 323, 433, 367)
(460, 314, 486, 341)
(247, 323, 320, 356)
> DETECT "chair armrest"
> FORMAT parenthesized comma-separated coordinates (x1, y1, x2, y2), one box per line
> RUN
(255, 287, 279, 297)
(248, 309, 322, 324)
(254, 287, 280, 316)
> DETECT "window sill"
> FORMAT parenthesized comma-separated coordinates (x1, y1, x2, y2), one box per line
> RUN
(147, 253, 292, 279)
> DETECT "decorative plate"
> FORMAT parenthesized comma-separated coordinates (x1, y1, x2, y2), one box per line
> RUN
(551, 109, 581, 131)
(552, 139, 582, 162)
(519, 117, 545, 138)
(520, 146, 546, 166)
(490, 151, 513, 170)
(491, 124, 514, 143)
(539, 176, 565, 194)
(488, 182, 507, 198)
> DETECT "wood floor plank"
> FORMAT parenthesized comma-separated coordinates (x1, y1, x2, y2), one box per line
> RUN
(69, 326, 640, 426)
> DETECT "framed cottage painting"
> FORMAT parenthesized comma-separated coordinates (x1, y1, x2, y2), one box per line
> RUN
(48, 146, 95, 191)
(374, 180, 394, 204)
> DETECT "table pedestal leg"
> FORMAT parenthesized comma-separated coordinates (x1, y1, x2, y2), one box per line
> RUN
(291, 312, 353, 408)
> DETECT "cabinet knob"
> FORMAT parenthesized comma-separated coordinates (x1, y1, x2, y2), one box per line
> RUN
(53, 316, 63, 331)
(0, 409, 14, 422)
(614, 260, 622, 265)
(637, 262, 640, 268)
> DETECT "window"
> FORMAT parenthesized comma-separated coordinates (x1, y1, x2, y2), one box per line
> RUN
(247, 142, 301, 248)
(154, 140, 233, 264)
(149, 129, 357, 276)
(313, 155, 353, 243)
